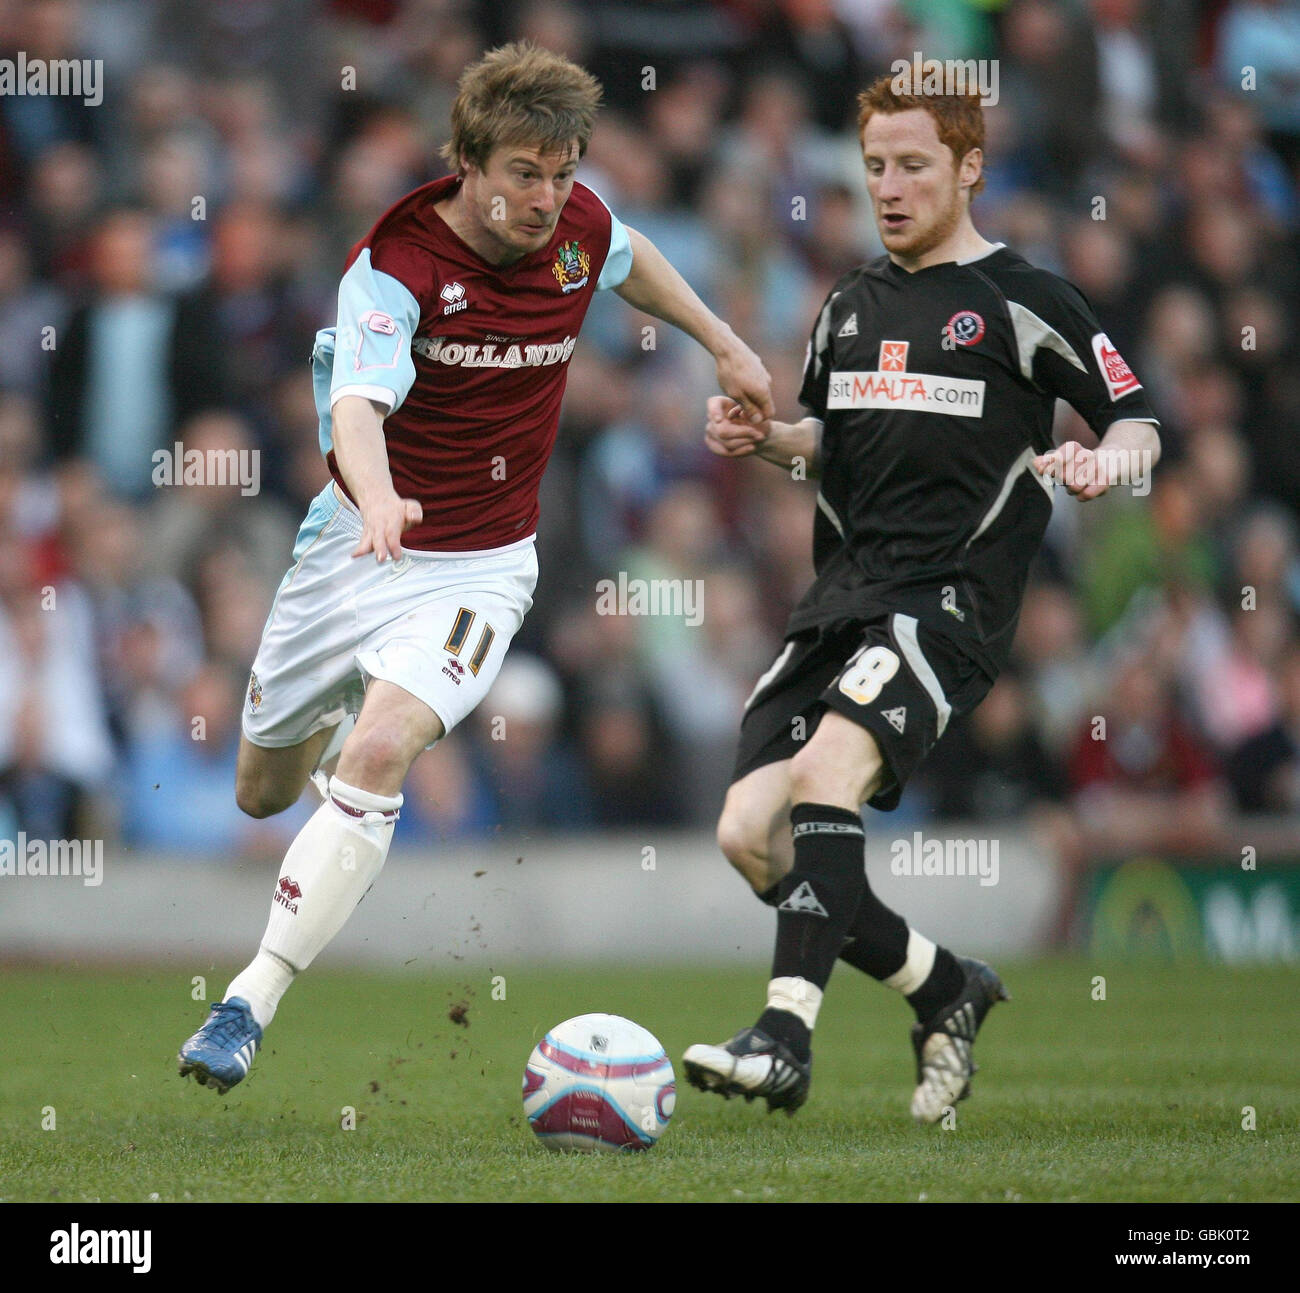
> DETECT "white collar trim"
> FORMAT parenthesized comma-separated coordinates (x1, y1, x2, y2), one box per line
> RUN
(957, 241, 1006, 266)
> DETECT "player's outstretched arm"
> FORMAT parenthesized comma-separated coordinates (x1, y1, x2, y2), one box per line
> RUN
(615, 227, 773, 425)
(704, 395, 822, 477)
(1032, 419, 1161, 501)
(331, 394, 423, 562)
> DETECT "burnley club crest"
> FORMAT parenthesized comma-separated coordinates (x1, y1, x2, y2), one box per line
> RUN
(552, 239, 590, 293)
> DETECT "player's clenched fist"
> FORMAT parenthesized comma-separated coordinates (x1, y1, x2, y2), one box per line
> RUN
(714, 343, 774, 427)
(1033, 441, 1111, 501)
(353, 493, 424, 562)
(705, 395, 769, 457)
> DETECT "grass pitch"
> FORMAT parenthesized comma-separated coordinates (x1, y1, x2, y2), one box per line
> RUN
(0, 958, 1296, 1202)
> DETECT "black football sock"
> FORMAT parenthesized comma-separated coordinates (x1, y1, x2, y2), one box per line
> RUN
(829, 855, 966, 1023)
(755, 826, 964, 1026)
(837, 889, 966, 1022)
(753, 1005, 813, 1062)
(905, 948, 966, 1022)
(837, 879, 909, 978)
(755, 802, 865, 1060)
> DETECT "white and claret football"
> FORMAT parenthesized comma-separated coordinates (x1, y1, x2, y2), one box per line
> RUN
(523, 1013, 676, 1152)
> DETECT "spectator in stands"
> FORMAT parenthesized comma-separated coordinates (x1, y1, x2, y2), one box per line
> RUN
(1216, 0, 1300, 172)
(1068, 651, 1230, 852)
(1082, 465, 1219, 637)
(579, 371, 718, 561)
(23, 142, 103, 284)
(47, 208, 226, 497)
(998, 0, 1101, 196)
(550, 603, 686, 827)
(144, 409, 297, 593)
(649, 563, 776, 822)
(62, 494, 203, 751)
(472, 654, 593, 832)
(0, 0, 105, 174)
(1228, 639, 1300, 812)
(923, 667, 1069, 821)
(397, 732, 498, 843)
(1012, 579, 1098, 755)
(1232, 504, 1300, 619)
(0, 228, 64, 398)
(1192, 600, 1290, 751)
(0, 394, 61, 551)
(0, 529, 114, 839)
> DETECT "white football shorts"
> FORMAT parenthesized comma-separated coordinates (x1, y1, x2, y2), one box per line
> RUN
(242, 483, 537, 748)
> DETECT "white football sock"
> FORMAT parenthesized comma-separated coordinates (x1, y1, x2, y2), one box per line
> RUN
(315, 714, 355, 776)
(882, 929, 938, 996)
(310, 716, 356, 799)
(226, 775, 402, 1029)
(225, 950, 295, 1031)
(766, 976, 824, 1030)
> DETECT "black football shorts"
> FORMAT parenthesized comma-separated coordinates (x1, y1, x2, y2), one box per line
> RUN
(731, 611, 995, 811)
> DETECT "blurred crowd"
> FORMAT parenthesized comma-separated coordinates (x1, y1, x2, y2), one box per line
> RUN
(1, 0, 1299, 858)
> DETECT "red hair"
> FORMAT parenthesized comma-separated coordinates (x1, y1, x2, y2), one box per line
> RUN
(857, 75, 986, 196)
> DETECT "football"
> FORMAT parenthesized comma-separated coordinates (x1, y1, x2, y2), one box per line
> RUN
(522, 1013, 676, 1152)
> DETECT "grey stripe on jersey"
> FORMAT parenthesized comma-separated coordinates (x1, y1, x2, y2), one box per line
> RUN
(967, 445, 1054, 546)
(816, 490, 846, 538)
(808, 291, 841, 383)
(892, 613, 953, 737)
(1005, 299, 1088, 381)
(744, 639, 797, 711)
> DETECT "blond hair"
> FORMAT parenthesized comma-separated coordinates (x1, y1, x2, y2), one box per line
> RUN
(441, 41, 602, 172)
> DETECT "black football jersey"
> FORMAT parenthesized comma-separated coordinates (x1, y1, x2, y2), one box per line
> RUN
(791, 243, 1159, 673)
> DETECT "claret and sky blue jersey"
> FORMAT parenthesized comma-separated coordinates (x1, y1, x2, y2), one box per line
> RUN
(312, 173, 633, 552)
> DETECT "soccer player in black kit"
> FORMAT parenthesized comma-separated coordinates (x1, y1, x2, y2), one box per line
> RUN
(683, 77, 1162, 1122)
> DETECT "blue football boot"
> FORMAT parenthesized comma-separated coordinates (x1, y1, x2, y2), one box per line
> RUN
(177, 998, 262, 1094)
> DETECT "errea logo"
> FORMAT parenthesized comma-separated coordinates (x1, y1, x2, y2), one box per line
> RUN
(274, 875, 301, 913)
(440, 281, 467, 315)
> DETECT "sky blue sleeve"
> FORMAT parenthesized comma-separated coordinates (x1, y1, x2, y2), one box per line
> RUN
(329, 248, 421, 413)
(596, 208, 633, 291)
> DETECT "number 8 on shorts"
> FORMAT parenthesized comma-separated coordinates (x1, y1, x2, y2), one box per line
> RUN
(837, 645, 901, 706)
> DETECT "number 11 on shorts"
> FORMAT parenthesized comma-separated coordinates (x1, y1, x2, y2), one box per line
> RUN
(444, 607, 496, 675)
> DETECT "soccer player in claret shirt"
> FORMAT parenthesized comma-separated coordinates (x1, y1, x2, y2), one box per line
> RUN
(683, 77, 1162, 1121)
(176, 42, 772, 1094)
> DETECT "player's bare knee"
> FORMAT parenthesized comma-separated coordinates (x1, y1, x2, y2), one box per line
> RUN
(716, 810, 769, 889)
(787, 742, 831, 802)
(788, 743, 864, 809)
(336, 725, 414, 793)
(235, 774, 294, 820)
